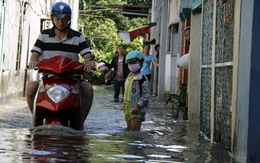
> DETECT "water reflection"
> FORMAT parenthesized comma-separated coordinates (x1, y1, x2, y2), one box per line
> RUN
(21, 126, 89, 162)
(0, 126, 229, 162)
(0, 86, 231, 162)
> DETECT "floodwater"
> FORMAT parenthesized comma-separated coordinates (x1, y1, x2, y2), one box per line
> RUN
(0, 85, 232, 162)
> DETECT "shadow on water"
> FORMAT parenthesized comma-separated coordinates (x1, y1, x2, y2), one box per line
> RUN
(0, 85, 232, 162)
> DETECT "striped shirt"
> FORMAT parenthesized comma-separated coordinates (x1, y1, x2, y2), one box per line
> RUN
(31, 27, 91, 61)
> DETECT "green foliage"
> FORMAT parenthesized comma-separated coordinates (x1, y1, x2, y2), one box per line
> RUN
(78, 0, 148, 84)
(165, 93, 186, 107)
(165, 84, 187, 107)
(165, 84, 188, 120)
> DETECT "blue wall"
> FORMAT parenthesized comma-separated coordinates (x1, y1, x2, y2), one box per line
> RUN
(247, 1, 260, 162)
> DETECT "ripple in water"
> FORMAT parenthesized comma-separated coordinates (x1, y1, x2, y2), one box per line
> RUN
(30, 124, 85, 136)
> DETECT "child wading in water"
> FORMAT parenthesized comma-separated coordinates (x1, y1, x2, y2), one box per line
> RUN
(124, 50, 151, 131)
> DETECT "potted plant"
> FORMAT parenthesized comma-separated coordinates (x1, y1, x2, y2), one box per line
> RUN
(165, 84, 188, 120)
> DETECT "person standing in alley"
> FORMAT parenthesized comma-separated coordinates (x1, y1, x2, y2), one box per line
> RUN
(183, 26, 191, 44)
(141, 44, 159, 82)
(124, 50, 150, 131)
(102, 44, 130, 102)
(155, 44, 160, 61)
(153, 44, 160, 96)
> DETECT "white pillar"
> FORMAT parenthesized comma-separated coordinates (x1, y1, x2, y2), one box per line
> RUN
(157, 0, 168, 101)
(70, 0, 79, 30)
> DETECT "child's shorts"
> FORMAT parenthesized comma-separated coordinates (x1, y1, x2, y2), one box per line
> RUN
(124, 101, 145, 122)
(125, 112, 145, 122)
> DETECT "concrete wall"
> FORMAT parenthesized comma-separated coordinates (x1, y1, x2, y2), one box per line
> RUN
(157, 0, 168, 101)
(188, 10, 201, 123)
(164, 54, 172, 93)
(151, 0, 161, 96)
(234, 0, 260, 162)
(0, 0, 23, 98)
(170, 27, 180, 93)
(234, 0, 251, 161)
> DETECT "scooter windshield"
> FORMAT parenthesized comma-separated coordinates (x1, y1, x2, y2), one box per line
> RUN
(38, 56, 84, 74)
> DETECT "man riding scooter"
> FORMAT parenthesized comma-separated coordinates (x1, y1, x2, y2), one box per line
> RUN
(26, 2, 94, 129)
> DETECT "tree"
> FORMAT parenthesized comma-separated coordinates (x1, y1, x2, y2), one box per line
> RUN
(78, 0, 148, 84)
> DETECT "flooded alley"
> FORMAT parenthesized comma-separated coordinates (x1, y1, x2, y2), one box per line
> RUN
(0, 85, 231, 162)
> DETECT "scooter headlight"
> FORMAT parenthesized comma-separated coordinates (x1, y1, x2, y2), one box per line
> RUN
(46, 85, 70, 103)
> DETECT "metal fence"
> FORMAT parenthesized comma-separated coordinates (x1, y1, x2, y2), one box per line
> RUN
(200, 0, 234, 151)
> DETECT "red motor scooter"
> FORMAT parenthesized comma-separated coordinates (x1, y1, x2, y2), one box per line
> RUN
(33, 56, 86, 130)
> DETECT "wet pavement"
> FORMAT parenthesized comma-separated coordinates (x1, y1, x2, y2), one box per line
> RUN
(0, 85, 232, 162)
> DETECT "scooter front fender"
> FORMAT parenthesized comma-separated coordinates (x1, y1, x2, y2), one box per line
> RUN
(35, 76, 80, 111)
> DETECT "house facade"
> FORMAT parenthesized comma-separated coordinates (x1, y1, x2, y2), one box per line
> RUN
(151, 0, 260, 162)
(0, 0, 78, 99)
